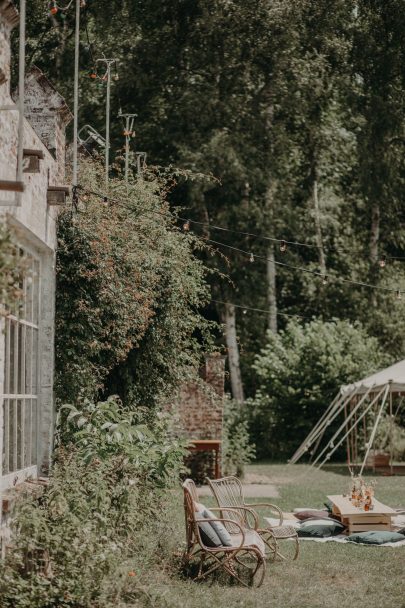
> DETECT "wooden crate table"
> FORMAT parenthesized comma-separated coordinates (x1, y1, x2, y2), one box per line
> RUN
(327, 495, 396, 535)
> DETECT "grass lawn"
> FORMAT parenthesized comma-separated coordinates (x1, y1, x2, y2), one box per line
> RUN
(137, 463, 405, 608)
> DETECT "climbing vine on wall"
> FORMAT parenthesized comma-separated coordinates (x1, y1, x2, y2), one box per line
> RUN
(55, 160, 214, 408)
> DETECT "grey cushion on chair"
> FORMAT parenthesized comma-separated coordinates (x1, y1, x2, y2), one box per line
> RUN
(195, 511, 222, 547)
(202, 507, 233, 547)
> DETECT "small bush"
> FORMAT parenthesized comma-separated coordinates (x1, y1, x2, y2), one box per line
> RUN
(222, 397, 255, 478)
(249, 318, 389, 460)
(0, 397, 185, 608)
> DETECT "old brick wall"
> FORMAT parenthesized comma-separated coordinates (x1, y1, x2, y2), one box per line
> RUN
(175, 354, 226, 441)
(169, 355, 226, 482)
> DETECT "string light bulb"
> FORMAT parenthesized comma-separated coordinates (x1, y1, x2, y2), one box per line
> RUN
(322, 275, 328, 285)
(379, 255, 386, 268)
(80, 0, 86, 6)
(50, 1, 58, 15)
(396, 290, 402, 300)
(243, 309, 247, 315)
(113, 73, 119, 82)
(183, 220, 190, 232)
(279, 240, 287, 253)
(249, 252, 254, 263)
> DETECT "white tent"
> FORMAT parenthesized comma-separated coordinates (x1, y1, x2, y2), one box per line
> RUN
(290, 359, 405, 474)
(341, 359, 405, 396)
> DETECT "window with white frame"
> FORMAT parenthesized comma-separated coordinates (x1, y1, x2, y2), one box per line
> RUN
(1, 250, 40, 487)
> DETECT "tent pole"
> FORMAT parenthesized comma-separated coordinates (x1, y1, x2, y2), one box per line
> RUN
(289, 391, 342, 464)
(344, 400, 350, 466)
(360, 384, 390, 476)
(293, 388, 357, 465)
(311, 385, 375, 468)
(389, 387, 393, 476)
(317, 385, 387, 470)
(354, 400, 358, 464)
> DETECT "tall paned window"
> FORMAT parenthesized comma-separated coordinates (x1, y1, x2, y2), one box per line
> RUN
(2, 250, 40, 488)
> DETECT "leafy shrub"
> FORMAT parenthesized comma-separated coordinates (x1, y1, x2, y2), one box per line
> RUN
(222, 397, 255, 478)
(249, 318, 389, 459)
(56, 160, 213, 407)
(0, 223, 26, 313)
(0, 397, 185, 608)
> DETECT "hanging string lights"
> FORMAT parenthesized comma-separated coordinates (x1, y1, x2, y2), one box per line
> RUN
(73, 185, 405, 300)
(279, 240, 287, 253)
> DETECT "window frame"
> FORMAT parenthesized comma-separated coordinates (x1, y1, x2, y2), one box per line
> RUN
(0, 244, 41, 491)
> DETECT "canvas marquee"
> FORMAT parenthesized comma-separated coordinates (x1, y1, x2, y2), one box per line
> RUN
(290, 359, 405, 474)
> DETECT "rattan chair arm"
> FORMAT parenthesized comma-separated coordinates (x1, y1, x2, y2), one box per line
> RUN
(205, 506, 247, 525)
(244, 502, 283, 526)
(194, 516, 246, 550)
(209, 505, 259, 530)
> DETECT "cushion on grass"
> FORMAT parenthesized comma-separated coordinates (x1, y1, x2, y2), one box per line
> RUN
(195, 511, 222, 547)
(295, 509, 330, 521)
(347, 531, 405, 545)
(202, 507, 233, 546)
(298, 518, 345, 538)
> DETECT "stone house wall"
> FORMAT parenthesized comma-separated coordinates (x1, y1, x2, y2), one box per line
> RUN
(0, 1, 71, 555)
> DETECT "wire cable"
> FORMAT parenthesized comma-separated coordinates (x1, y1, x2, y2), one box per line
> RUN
(75, 185, 405, 296)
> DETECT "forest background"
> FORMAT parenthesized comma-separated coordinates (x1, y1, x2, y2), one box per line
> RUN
(15, 0, 405, 456)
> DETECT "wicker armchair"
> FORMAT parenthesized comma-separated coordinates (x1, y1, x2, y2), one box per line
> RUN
(182, 479, 266, 587)
(207, 475, 300, 561)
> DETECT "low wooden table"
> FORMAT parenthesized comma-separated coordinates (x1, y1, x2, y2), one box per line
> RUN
(188, 439, 221, 479)
(328, 494, 396, 534)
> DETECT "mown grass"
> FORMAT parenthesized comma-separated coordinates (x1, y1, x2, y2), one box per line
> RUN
(131, 464, 405, 608)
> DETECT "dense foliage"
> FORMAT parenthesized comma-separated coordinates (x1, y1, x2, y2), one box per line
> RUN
(55, 160, 213, 407)
(249, 318, 389, 459)
(15, 0, 405, 407)
(0, 397, 185, 608)
(222, 397, 255, 477)
(0, 224, 25, 314)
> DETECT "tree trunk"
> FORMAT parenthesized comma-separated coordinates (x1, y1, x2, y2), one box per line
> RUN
(264, 181, 278, 333)
(370, 203, 380, 264)
(312, 178, 326, 275)
(223, 303, 244, 403)
(266, 241, 277, 334)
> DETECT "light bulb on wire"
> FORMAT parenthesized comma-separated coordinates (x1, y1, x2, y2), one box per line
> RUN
(397, 290, 402, 300)
(183, 220, 190, 232)
(279, 240, 287, 253)
(322, 275, 328, 285)
(379, 255, 386, 268)
(249, 252, 254, 263)
(113, 73, 119, 82)
(50, 1, 58, 15)
(80, 0, 86, 7)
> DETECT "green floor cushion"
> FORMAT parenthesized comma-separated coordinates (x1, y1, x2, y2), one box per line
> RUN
(347, 531, 405, 545)
(298, 518, 345, 537)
